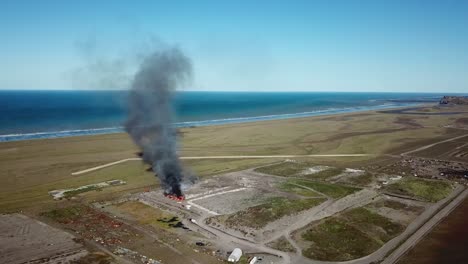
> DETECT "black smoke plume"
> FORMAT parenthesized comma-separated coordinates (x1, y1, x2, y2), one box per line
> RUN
(125, 47, 192, 196)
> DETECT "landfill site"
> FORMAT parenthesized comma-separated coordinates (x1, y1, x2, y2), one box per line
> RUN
(1, 103, 468, 264)
(2, 154, 467, 264)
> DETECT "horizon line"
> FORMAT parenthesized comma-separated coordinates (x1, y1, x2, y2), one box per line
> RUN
(0, 89, 467, 94)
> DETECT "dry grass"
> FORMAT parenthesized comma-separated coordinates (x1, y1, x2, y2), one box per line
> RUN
(299, 207, 404, 261)
(220, 197, 326, 229)
(1, 105, 466, 212)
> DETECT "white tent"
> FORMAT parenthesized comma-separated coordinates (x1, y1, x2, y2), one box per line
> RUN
(228, 248, 242, 262)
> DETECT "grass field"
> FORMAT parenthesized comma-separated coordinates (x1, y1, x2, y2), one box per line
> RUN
(384, 177, 453, 202)
(1, 105, 467, 213)
(302, 218, 380, 261)
(254, 161, 312, 176)
(278, 182, 323, 197)
(0, 157, 277, 212)
(305, 167, 343, 180)
(222, 197, 326, 229)
(299, 207, 404, 261)
(41, 205, 85, 222)
(342, 207, 404, 243)
(63, 185, 102, 198)
(288, 179, 360, 199)
(255, 161, 344, 181)
(113, 201, 178, 229)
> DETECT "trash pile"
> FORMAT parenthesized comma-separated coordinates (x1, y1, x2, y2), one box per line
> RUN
(114, 247, 161, 264)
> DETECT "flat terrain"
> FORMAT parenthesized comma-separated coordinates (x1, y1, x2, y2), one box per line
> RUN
(383, 177, 453, 202)
(397, 196, 468, 264)
(42, 203, 223, 264)
(1, 104, 466, 212)
(219, 196, 327, 229)
(1, 104, 468, 264)
(0, 214, 88, 264)
(293, 205, 407, 261)
(286, 179, 360, 198)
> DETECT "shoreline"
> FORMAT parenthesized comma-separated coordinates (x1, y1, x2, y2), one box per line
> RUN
(0, 102, 422, 142)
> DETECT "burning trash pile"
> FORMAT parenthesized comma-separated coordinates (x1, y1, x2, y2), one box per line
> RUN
(126, 47, 193, 201)
(164, 192, 185, 201)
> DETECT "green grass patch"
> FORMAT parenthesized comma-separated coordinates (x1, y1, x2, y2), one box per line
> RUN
(41, 206, 85, 222)
(224, 197, 326, 229)
(289, 179, 360, 199)
(384, 177, 452, 202)
(255, 161, 311, 177)
(305, 168, 343, 180)
(300, 207, 404, 261)
(63, 185, 102, 198)
(301, 218, 380, 261)
(342, 207, 404, 243)
(113, 201, 177, 230)
(278, 183, 322, 197)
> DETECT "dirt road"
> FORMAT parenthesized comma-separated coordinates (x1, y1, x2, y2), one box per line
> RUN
(71, 154, 371, 175)
(193, 213, 292, 264)
(401, 134, 468, 156)
(381, 188, 468, 264)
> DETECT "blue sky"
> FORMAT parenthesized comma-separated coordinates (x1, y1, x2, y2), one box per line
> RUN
(1, 0, 468, 92)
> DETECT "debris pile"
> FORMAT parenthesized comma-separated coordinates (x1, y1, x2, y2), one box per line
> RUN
(373, 157, 467, 183)
(48, 180, 126, 199)
(164, 193, 185, 202)
(44, 206, 134, 247)
(114, 247, 161, 264)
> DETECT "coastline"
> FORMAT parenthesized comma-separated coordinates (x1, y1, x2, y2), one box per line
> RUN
(0, 102, 421, 142)
(1, 102, 465, 213)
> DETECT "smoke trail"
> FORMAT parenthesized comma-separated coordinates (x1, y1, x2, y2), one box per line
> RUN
(125, 47, 192, 196)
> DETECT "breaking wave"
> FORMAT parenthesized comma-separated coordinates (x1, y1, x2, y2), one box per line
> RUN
(0, 102, 418, 142)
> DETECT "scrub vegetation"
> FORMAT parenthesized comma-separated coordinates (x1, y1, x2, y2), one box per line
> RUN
(1, 105, 466, 212)
(255, 161, 313, 177)
(302, 218, 380, 261)
(288, 179, 360, 199)
(223, 197, 326, 229)
(300, 207, 404, 261)
(384, 177, 452, 202)
(305, 167, 343, 180)
(278, 182, 323, 197)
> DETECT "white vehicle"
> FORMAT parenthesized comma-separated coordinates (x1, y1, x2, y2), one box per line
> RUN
(249, 256, 258, 264)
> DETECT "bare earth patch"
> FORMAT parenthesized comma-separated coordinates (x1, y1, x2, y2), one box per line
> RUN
(266, 236, 296, 252)
(0, 214, 88, 264)
(192, 188, 275, 215)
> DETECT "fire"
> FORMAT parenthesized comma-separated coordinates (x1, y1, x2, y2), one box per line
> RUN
(164, 193, 185, 202)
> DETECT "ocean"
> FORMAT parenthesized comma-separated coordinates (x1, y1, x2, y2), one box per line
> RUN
(0, 90, 450, 142)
